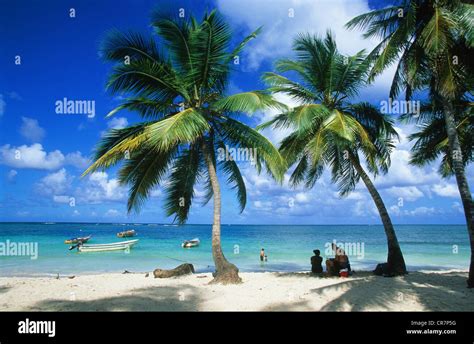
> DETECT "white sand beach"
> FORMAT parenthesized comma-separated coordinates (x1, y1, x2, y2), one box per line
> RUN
(0, 270, 472, 311)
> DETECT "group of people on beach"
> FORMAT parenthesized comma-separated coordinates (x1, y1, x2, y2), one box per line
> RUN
(311, 243, 351, 276)
(259, 243, 351, 276)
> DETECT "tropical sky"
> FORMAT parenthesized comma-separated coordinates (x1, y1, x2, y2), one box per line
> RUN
(0, 0, 471, 224)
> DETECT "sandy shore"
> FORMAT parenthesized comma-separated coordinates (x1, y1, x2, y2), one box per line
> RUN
(0, 270, 472, 311)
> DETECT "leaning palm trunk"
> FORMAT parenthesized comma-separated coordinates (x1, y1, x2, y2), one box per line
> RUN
(203, 145, 242, 284)
(442, 101, 474, 288)
(350, 153, 407, 275)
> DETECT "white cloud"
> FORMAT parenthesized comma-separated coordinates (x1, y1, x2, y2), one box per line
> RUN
(218, 0, 371, 68)
(408, 206, 436, 216)
(0, 144, 64, 170)
(19, 117, 45, 142)
(217, 0, 396, 93)
(107, 117, 128, 129)
(35, 168, 71, 195)
(352, 200, 378, 218)
(0, 144, 89, 171)
(432, 183, 459, 198)
(257, 93, 299, 146)
(77, 171, 126, 203)
(101, 117, 129, 137)
(386, 186, 424, 202)
(53, 195, 72, 204)
(104, 209, 121, 217)
(7, 169, 17, 182)
(452, 202, 463, 214)
(374, 149, 439, 188)
(295, 192, 311, 204)
(65, 151, 90, 169)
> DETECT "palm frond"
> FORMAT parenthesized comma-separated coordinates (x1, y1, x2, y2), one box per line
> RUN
(212, 91, 287, 114)
(164, 144, 202, 224)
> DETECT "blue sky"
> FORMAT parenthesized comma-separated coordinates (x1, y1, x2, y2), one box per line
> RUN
(0, 0, 471, 224)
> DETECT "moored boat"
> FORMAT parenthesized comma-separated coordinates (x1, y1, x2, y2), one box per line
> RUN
(76, 239, 139, 253)
(182, 238, 200, 248)
(64, 235, 92, 245)
(117, 229, 136, 238)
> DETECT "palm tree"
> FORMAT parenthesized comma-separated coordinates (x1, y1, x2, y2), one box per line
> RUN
(402, 95, 473, 176)
(260, 32, 407, 275)
(82, 10, 286, 284)
(346, 0, 474, 287)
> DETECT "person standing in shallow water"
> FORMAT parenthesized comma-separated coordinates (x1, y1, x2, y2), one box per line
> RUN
(311, 249, 323, 273)
(260, 248, 265, 262)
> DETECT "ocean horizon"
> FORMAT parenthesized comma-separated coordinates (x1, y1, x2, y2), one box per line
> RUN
(0, 222, 470, 277)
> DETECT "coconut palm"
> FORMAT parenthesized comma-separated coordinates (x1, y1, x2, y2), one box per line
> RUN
(402, 95, 473, 176)
(260, 32, 407, 275)
(346, 0, 474, 287)
(82, 10, 286, 284)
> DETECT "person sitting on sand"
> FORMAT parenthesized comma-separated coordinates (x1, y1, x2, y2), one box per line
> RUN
(326, 243, 351, 276)
(260, 248, 265, 262)
(311, 249, 323, 273)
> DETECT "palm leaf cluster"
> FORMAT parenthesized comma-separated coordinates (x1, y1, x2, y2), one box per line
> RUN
(83, 10, 286, 223)
(260, 32, 399, 195)
(346, 0, 474, 100)
(402, 96, 473, 177)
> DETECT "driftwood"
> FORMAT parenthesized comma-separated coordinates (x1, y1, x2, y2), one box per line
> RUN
(153, 264, 195, 278)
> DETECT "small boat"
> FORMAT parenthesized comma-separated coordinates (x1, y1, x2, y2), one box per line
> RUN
(76, 239, 139, 253)
(182, 238, 200, 248)
(117, 229, 136, 238)
(64, 235, 91, 245)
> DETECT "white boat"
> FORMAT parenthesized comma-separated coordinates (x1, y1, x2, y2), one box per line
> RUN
(77, 239, 139, 252)
(182, 238, 200, 248)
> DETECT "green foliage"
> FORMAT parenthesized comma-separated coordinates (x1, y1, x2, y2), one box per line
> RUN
(84, 11, 285, 222)
(261, 32, 397, 196)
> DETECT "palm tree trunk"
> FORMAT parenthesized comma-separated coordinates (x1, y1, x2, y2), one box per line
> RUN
(349, 153, 407, 275)
(442, 101, 474, 288)
(203, 144, 241, 284)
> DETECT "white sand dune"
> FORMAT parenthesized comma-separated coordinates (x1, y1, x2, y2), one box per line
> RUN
(0, 270, 472, 311)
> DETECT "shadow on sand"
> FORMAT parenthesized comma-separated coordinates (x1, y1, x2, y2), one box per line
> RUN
(264, 271, 473, 311)
(31, 284, 202, 311)
(0, 286, 11, 294)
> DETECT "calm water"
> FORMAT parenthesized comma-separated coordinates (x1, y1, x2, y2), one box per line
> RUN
(0, 223, 470, 276)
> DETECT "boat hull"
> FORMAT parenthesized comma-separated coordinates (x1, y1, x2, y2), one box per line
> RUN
(117, 230, 136, 238)
(77, 239, 139, 253)
(65, 235, 91, 245)
(181, 238, 200, 248)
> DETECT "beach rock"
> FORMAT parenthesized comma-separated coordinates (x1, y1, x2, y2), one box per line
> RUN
(153, 264, 195, 278)
(373, 263, 395, 277)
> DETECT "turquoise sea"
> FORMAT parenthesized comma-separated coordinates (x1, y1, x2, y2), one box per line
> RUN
(0, 223, 470, 276)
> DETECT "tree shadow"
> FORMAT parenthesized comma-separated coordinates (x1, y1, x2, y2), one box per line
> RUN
(30, 284, 203, 311)
(260, 271, 473, 311)
(313, 271, 473, 311)
(0, 286, 11, 294)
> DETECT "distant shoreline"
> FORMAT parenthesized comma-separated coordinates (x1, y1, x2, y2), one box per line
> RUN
(0, 222, 468, 226)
